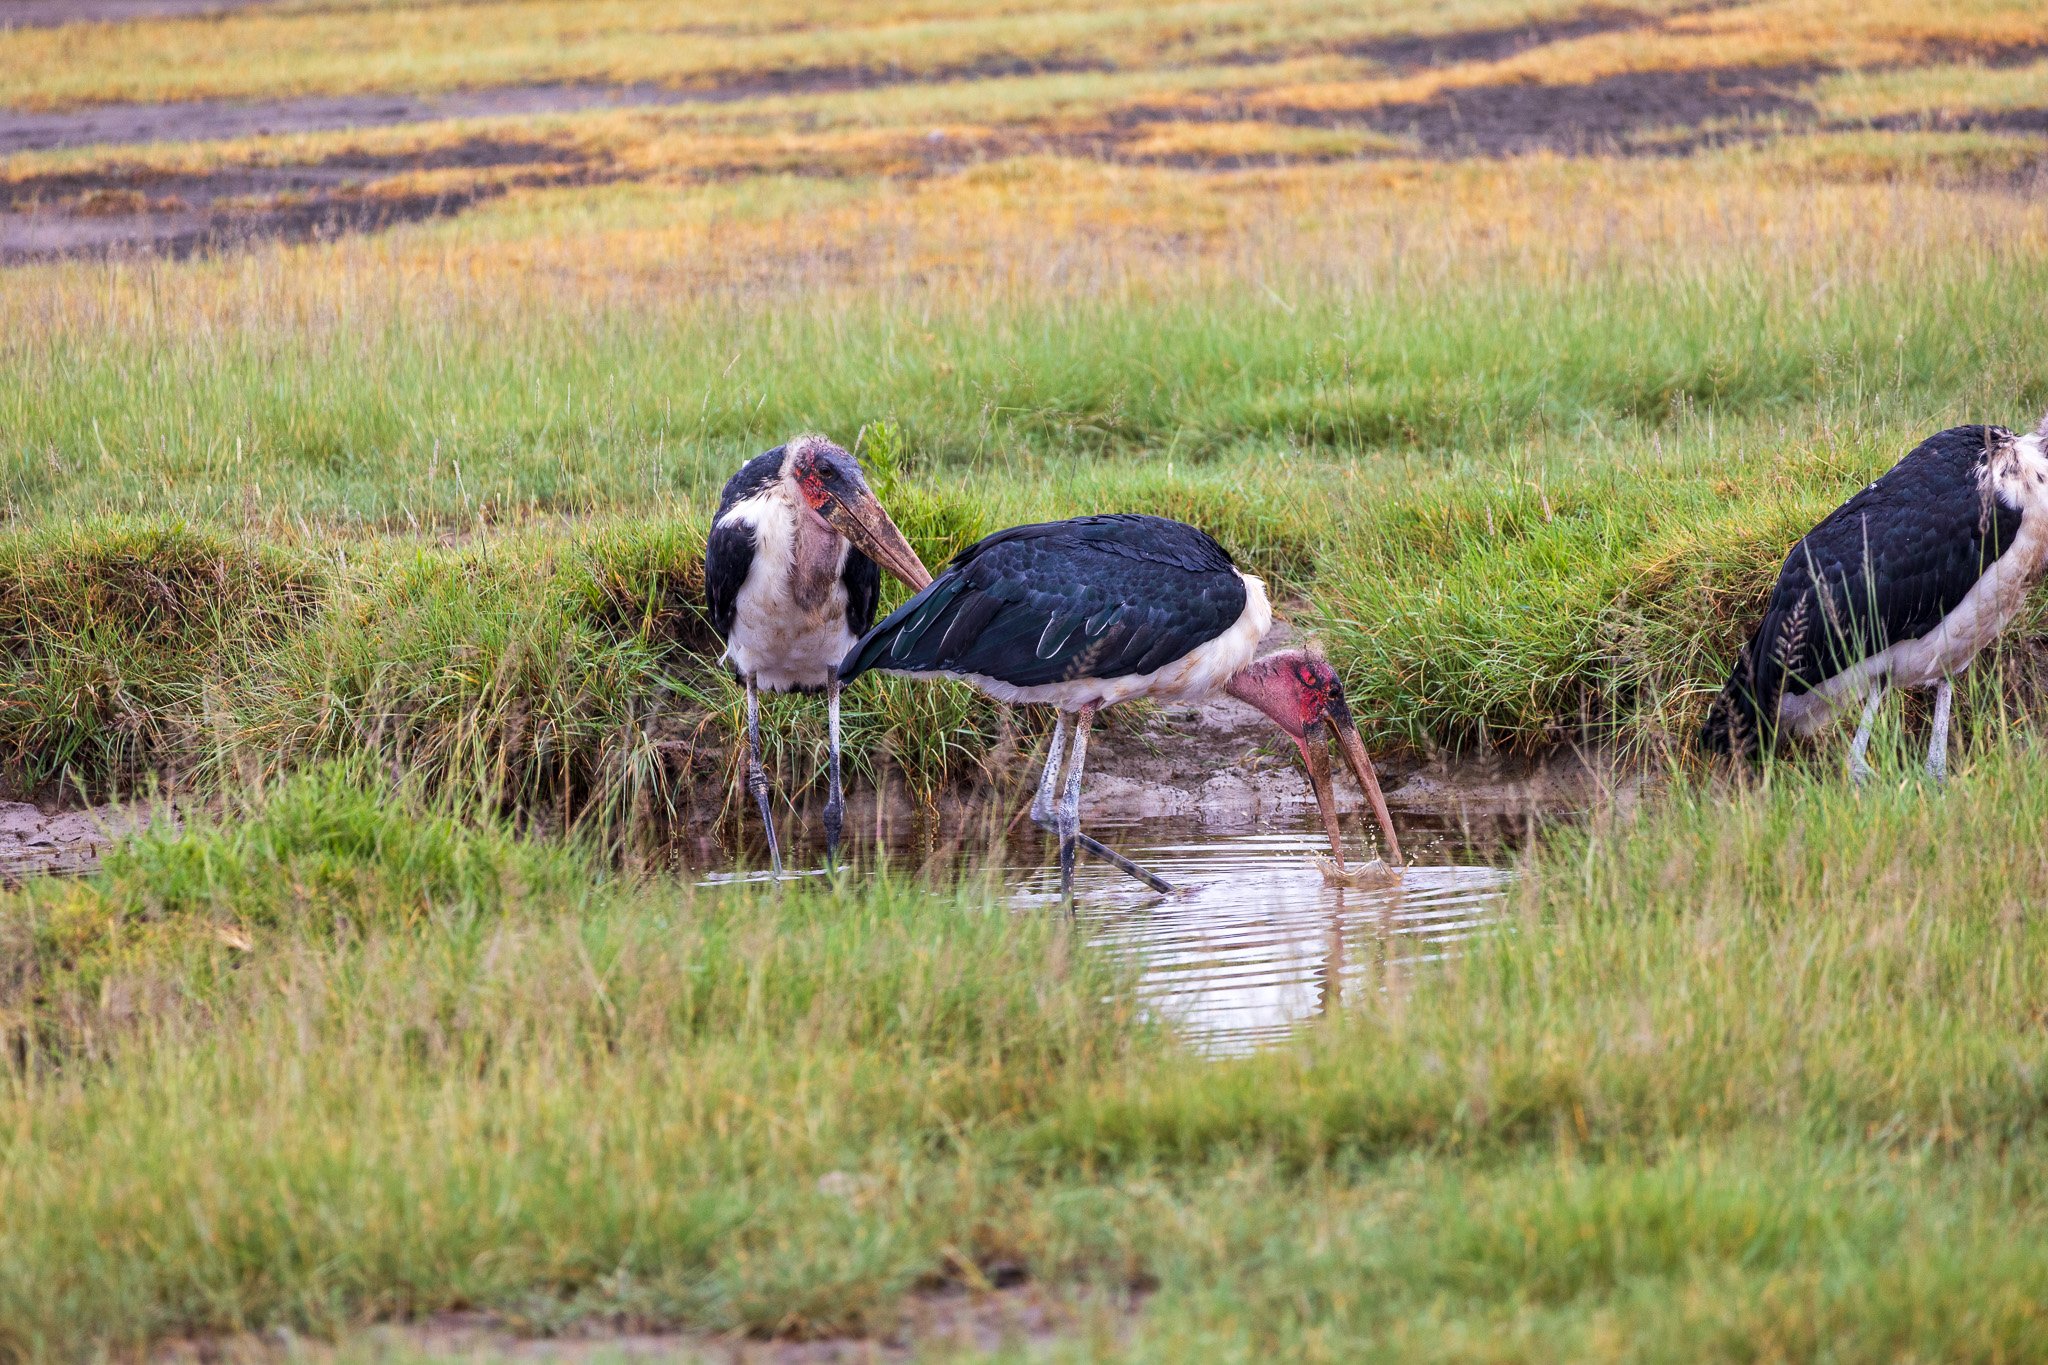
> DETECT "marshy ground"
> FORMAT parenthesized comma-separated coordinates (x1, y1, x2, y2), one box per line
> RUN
(6, 0, 2048, 1359)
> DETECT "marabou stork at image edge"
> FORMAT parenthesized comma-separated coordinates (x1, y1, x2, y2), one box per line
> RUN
(1702, 416, 2048, 780)
(705, 435, 933, 874)
(839, 513, 1404, 899)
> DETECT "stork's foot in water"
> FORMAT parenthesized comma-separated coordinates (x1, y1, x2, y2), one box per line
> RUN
(747, 763, 783, 878)
(1029, 808, 1177, 896)
(743, 675, 784, 879)
(1316, 856, 1400, 889)
(822, 793, 844, 867)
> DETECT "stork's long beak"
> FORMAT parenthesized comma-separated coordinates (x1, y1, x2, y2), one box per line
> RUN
(1298, 722, 1350, 874)
(1332, 712, 1404, 871)
(825, 489, 933, 592)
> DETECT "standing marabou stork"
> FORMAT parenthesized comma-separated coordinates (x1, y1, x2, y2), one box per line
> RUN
(705, 435, 932, 873)
(838, 513, 1404, 898)
(1702, 417, 2048, 780)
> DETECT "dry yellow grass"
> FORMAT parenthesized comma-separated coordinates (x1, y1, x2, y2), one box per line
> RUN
(6, 0, 2039, 114)
(0, 0, 1621, 109)
(6, 143, 2043, 342)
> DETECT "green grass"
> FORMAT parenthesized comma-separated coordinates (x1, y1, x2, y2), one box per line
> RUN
(8, 236, 2048, 806)
(9, 740, 2048, 1357)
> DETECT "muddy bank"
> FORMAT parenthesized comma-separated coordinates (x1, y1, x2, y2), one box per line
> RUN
(156, 1282, 1133, 1363)
(0, 798, 162, 881)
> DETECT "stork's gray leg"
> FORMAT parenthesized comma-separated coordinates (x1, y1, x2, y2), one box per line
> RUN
(1033, 709, 1175, 897)
(1056, 707, 1092, 903)
(1030, 711, 1072, 830)
(1846, 680, 1887, 786)
(823, 678, 845, 865)
(1926, 677, 1953, 785)
(744, 674, 783, 878)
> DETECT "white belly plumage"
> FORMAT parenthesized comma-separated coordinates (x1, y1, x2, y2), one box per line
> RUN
(719, 486, 856, 693)
(725, 607, 856, 693)
(899, 572, 1274, 710)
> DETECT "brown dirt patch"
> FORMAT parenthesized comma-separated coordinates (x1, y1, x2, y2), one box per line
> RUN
(0, 135, 608, 262)
(1293, 63, 1825, 156)
(1096, 63, 1822, 160)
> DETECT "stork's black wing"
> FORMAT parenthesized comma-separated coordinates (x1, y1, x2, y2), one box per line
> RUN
(703, 518, 755, 642)
(842, 549, 881, 636)
(840, 514, 1247, 687)
(714, 446, 786, 521)
(1703, 425, 2021, 756)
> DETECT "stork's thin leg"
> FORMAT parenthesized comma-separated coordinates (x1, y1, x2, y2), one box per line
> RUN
(1056, 707, 1093, 903)
(823, 678, 845, 865)
(1926, 677, 1953, 785)
(1030, 711, 1072, 829)
(1846, 680, 1887, 786)
(744, 674, 783, 878)
(1029, 709, 1174, 896)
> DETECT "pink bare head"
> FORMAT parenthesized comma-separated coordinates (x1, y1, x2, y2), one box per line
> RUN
(1226, 648, 1403, 874)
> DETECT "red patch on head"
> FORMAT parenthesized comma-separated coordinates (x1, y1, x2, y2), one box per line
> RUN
(1291, 659, 1337, 728)
(796, 467, 832, 511)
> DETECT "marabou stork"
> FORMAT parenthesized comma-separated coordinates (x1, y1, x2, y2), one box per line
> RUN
(704, 435, 932, 873)
(839, 513, 1404, 898)
(1702, 417, 2048, 780)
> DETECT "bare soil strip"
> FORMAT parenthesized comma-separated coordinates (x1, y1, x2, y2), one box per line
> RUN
(0, 84, 687, 156)
(1350, 62, 1825, 156)
(0, 0, 272, 26)
(0, 134, 607, 262)
(0, 58, 1114, 157)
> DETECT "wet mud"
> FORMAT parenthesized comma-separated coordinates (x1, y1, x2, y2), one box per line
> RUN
(0, 798, 161, 882)
(158, 1282, 1138, 1363)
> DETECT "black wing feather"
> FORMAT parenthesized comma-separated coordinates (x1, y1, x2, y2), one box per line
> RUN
(1704, 425, 2022, 756)
(841, 549, 881, 636)
(841, 515, 1247, 687)
(713, 446, 787, 521)
(703, 518, 757, 642)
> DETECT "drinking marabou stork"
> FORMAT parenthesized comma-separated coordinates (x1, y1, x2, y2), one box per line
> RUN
(704, 435, 932, 873)
(1702, 417, 2048, 780)
(838, 513, 1404, 898)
